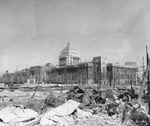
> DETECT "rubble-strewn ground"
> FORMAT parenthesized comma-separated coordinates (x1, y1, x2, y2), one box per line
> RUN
(0, 84, 149, 126)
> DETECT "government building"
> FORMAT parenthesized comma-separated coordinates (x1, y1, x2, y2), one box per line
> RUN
(2, 42, 138, 87)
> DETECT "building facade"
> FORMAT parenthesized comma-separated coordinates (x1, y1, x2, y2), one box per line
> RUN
(1, 42, 138, 87)
(46, 62, 94, 84)
(29, 66, 45, 84)
(107, 63, 138, 87)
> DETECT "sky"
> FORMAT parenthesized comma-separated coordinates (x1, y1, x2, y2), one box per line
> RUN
(0, 0, 150, 74)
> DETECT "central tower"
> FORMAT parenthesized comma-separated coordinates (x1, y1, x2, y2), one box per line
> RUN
(59, 42, 80, 67)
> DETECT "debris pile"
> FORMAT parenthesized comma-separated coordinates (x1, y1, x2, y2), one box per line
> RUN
(0, 85, 150, 126)
(0, 104, 39, 126)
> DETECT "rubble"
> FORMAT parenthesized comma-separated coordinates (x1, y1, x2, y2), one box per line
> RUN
(40, 99, 80, 125)
(0, 104, 38, 123)
(38, 86, 129, 126)
(75, 108, 92, 118)
(0, 84, 150, 126)
(130, 110, 150, 126)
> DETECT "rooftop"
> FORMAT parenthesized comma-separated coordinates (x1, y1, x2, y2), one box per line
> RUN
(59, 42, 80, 58)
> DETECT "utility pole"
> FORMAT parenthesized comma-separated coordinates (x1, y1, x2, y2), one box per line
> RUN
(146, 46, 150, 114)
(142, 56, 145, 73)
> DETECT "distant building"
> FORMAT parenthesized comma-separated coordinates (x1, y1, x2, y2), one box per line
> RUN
(45, 63, 56, 83)
(46, 44, 102, 85)
(125, 62, 137, 67)
(15, 71, 26, 84)
(107, 63, 138, 87)
(1, 42, 138, 87)
(59, 42, 81, 67)
(46, 43, 100, 85)
(46, 61, 94, 84)
(29, 66, 45, 84)
(101, 57, 109, 85)
(29, 63, 56, 84)
(2, 72, 16, 85)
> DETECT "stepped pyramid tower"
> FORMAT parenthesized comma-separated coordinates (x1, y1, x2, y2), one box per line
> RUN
(59, 42, 81, 67)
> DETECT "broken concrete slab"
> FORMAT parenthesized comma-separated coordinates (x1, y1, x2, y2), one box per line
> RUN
(76, 108, 92, 118)
(0, 105, 38, 123)
(40, 99, 80, 125)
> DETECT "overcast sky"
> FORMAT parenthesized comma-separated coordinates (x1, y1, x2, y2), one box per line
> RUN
(0, 0, 150, 73)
